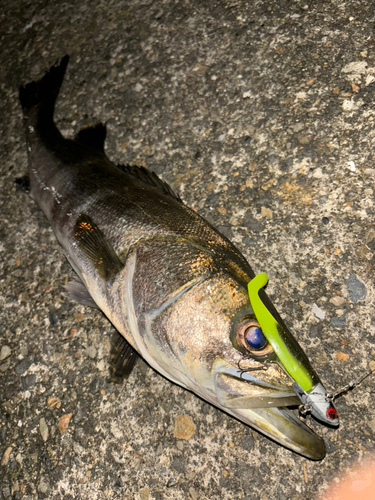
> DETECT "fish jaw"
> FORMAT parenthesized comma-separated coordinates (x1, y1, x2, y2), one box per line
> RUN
(225, 406, 326, 460)
(209, 358, 326, 460)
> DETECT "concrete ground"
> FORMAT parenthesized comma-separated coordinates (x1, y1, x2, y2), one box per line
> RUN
(1, 0, 375, 498)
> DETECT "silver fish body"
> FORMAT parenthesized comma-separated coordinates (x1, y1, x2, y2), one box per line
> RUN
(19, 56, 336, 460)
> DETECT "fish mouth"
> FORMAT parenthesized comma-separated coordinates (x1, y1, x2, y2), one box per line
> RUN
(212, 359, 326, 460)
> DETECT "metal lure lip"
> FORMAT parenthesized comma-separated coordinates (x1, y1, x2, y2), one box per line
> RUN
(293, 382, 339, 427)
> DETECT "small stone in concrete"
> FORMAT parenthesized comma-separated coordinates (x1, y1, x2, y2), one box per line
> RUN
(59, 413, 73, 434)
(1, 447, 12, 466)
(139, 486, 150, 500)
(38, 476, 50, 495)
(368, 419, 375, 434)
(312, 303, 325, 320)
(347, 274, 367, 303)
(329, 296, 344, 306)
(39, 418, 49, 442)
(2, 486, 11, 499)
(336, 351, 349, 361)
(173, 415, 195, 440)
(0, 359, 10, 372)
(330, 316, 347, 328)
(15, 358, 31, 375)
(0, 346, 11, 361)
(85, 345, 97, 359)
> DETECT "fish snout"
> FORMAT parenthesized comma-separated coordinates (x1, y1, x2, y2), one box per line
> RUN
(293, 382, 339, 427)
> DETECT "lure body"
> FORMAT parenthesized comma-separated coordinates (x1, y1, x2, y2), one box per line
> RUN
(19, 56, 337, 460)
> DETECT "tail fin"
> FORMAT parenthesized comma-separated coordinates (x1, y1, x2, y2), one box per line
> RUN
(19, 55, 69, 121)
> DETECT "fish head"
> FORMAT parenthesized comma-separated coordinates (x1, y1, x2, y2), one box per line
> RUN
(154, 272, 331, 459)
(123, 241, 335, 459)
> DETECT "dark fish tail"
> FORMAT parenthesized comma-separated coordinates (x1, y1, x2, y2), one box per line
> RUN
(19, 55, 69, 123)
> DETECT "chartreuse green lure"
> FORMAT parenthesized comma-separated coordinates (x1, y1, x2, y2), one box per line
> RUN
(247, 273, 339, 426)
(248, 273, 315, 392)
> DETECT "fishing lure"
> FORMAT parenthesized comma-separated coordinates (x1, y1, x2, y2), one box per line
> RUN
(247, 273, 374, 424)
(248, 273, 338, 425)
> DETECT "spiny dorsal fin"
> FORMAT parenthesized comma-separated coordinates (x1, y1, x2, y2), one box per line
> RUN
(75, 124, 107, 152)
(118, 164, 182, 202)
(74, 214, 123, 281)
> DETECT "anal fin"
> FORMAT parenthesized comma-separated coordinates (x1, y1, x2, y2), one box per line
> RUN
(74, 214, 123, 280)
(109, 330, 138, 381)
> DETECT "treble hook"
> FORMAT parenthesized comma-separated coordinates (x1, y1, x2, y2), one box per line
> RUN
(298, 403, 312, 417)
(237, 357, 269, 379)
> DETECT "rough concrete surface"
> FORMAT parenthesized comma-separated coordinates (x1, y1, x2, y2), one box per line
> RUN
(1, 0, 375, 499)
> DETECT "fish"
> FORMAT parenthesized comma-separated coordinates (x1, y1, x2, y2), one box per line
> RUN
(18, 55, 338, 460)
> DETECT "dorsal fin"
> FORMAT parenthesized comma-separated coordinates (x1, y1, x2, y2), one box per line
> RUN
(75, 124, 106, 152)
(118, 164, 182, 203)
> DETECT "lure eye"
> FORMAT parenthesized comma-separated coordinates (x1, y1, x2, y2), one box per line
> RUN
(244, 326, 267, 350)
(232, 317, 274, 357)
(326, 406, 337, 421)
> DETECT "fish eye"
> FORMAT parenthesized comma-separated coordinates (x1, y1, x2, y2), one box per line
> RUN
(232, 317, 274, 357)
(244, 325, 267, 350)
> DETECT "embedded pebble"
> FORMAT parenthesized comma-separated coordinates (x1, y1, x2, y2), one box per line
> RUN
(0, 359, 10, 372)
(0, 346, 11, 361)
(336, 351, 350, 361)
(15, 358, 31, 375)
(47, 396, 61, 409)
(39, 418, 49, 442)
(347, 274, 367, 303)
(368, 419, 375, 433)
(173, 415, 196, 440)
(330, 317, 347, 328)
(139, 486, 150, 500)
(1, 447, 12, 466)
(58, 413, 73, 434)
(85, 345, 97, 359)
(261, 207, 273, 219)
(38, 476, 50, 495)
(329, 296, 345, 306)
(312, 303, 325, 320)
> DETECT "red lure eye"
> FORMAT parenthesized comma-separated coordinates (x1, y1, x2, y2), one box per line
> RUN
(326, 406, 337, 420)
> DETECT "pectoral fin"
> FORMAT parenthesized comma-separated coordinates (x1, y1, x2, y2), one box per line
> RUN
(74, 214, 123, 280)
(62, 280, 98, 308)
